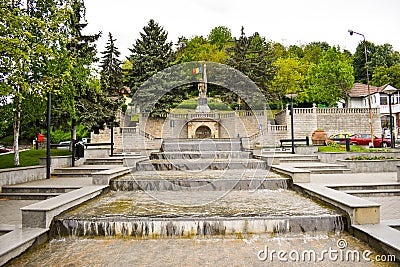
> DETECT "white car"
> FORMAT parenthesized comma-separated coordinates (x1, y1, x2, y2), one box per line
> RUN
(58, 141, 71, 149)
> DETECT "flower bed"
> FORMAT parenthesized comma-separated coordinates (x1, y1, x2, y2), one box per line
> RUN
(345, 156, 395, 161)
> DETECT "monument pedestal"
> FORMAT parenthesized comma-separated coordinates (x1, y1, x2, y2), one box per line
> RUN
(195, 97, 211, 113)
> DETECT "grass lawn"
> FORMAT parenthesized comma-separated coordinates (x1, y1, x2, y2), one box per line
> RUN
(0, 149, 71, 169)
(318, 145, 391, 153)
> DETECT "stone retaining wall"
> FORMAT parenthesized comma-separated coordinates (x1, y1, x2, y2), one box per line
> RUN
(337, 159, 400, 172)
(0, 166, 46, 187)
(318, 152, 400, 164)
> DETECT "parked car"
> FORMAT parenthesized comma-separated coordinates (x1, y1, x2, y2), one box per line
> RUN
(58, 141, 71, 149)
(349, 134, 391, 148)
(328, 133, 354, 144)
(0, 145, 12, 153)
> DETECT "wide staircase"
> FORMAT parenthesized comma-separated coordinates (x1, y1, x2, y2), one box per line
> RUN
(0, 155, 141, 200)
(53, 138, 346, 238)
(259, 150, 352, 174)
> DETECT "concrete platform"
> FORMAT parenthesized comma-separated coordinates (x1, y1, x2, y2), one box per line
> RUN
(0, 227, 48, 266)
(295, 183, 380, 225)
(21, 185, 108, 228)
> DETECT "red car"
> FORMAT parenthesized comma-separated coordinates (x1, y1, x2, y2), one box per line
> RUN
(349, 134, 391, 148)
(0, 146, 12, 153)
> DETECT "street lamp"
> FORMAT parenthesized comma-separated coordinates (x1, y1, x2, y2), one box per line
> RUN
(348, 29, 374, 147)
(286, 93, 298, 154)
(383, 86, 398, 148)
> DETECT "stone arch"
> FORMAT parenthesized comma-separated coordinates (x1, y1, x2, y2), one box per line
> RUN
(195, 125, 212, 138)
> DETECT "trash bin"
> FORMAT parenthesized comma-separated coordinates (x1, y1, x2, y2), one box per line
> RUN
(75, 142, 84, 158)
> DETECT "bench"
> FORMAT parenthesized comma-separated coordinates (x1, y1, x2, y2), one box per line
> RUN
(280, 137, 309, 150)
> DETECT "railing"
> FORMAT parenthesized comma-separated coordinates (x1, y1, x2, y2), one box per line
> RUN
(316, 108, 380, 114)
(139, 129, 156, 140)
(187, 112, 219, 120)
(285, 107, 381, 115)
(269, 125, 288, 132)
(380, 104, 400, 114)
(236, 110, 265, 117)
(293, 108, 314, 114)
(170, 113, 188, 119)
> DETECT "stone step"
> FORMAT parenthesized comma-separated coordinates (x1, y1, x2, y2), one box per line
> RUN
(329, 183, 400, 191)
(0, 192, 61, 200)
(161, 139, 242, 152)
(281, 163, 348, 170)
(111, 178, 290, 191)
(85, 158, 124, 165)
(113, 152, 142, 156)
(307, 168, 351, 174)
(52, 189, 346, 237)
(343, 189, 400, 197)
(1, 186, 79, 194)
(136, 159, 267, 171)
(150, 151, 251, 160)
(51, 165, 120, 178)
(0, 227, 48, 266)
(51, 173, 93, 178)
(279, 158, 320, 163)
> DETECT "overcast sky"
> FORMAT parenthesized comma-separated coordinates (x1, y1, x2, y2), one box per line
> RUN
(84, 0, 400, 59)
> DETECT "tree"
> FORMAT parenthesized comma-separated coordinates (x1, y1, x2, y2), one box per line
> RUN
(302, 42, 331, 65)
(226, 27, 277, 100)
(306, 47, 354, 106)
(179, 36, 227, 63)
(100, 32, 123, 96)
(372, 64, 400, 89)
(127, 19, 174, 93)
(0, 0, 74, 166)
(208, 26, 232, 50)
(271, 57, 305, 110)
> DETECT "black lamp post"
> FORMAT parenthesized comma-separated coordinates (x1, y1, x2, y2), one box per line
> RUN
(348, 29, 374, 147)
(286, 93, 298, 154)
(383, 86, 398, 148)
(46, 92, 51, 179)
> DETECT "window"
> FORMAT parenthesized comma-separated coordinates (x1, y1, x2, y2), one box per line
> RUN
(380, 96, 388, 105)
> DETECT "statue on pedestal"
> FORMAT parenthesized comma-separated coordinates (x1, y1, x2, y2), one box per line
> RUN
(195, 64, 211, 113)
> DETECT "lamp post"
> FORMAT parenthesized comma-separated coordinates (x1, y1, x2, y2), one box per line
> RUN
(286, 93, 298, 154)
(348, 29, 374, 147)
(46, 92, 51, 179)
(383, 86, 398, 148)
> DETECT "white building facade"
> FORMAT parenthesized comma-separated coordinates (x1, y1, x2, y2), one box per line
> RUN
(347, 83, 400, 137)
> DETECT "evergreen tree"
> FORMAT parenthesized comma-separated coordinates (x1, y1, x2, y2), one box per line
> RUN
(127, 19, 174, 93)
(100, 32, 123, 96)
(226, 27, 277, 102)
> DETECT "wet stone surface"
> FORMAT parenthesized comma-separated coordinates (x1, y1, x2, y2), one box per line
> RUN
(8, 232, 398, 266)
(119, 169, 286, 181)
(59, 189, 339, 219)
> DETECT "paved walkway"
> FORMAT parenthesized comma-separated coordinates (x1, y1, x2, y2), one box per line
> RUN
(2, 172, 400, 266)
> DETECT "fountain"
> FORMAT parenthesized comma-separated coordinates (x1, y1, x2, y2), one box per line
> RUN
(51, 63, 346, 244)
(50, 137, 346, 239)
(7, 62, 397, 266)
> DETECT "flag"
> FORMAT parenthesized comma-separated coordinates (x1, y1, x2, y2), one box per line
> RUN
(193, 67, 202, 75)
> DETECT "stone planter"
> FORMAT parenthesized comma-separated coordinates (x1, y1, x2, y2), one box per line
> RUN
(337, 159, 400, 173)
(311, 130, 327, 146)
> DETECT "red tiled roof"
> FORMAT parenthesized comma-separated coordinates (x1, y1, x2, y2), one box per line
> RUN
(348, 83, 383, 97)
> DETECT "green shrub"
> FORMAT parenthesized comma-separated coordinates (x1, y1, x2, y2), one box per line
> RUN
(0, 135, 13, 146)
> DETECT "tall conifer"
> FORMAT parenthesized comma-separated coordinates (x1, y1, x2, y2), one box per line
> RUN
(100, 32, 123, 96)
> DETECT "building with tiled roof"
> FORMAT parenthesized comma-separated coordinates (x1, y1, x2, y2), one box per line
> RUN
(347, 83, 400, 137)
